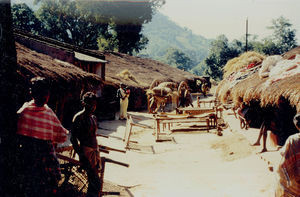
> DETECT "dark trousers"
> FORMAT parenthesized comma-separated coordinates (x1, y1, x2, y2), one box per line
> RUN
(15, 135, 60, 197)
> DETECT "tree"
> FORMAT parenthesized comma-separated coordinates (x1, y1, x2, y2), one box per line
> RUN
(163, 48, 194, 71)
(0, 1, 19, 195)
(76, 0, 165, 54)
(204, 35, 240, 81)
(191, 61, 207, 76)
(11, 3, 42, 34)
(36, 0, 109, 50)
(268, 16, 297, 54)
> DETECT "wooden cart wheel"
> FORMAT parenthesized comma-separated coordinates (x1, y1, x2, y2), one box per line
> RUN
(178, 81, 188, 96)
(149, 79, 162, 90)
(148, 79, 162, 112)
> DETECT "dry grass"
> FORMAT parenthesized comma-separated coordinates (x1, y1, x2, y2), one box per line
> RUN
(103, 51, 199, 89)
(16, 42, 102, 92)
(116, 69, 140, 84)
(282, 46, 300, 59)
(223, 51, 265, 78)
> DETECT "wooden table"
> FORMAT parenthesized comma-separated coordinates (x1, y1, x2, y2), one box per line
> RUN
(153, 113, 214, 141)
(176, 107, 216, 115)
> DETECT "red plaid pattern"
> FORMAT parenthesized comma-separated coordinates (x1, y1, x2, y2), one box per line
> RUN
(17, 100, 68, 143)
(276, 133, 300, 196)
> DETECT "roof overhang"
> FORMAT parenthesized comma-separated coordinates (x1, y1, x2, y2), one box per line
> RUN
(74, 51, 107, 63)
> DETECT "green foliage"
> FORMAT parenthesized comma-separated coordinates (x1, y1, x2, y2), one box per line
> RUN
(163, 48, 195, 71)
(114, 24, 149, 55)
(12, 0, 164, 53)
(191, 62, 207, 76)
(11, 3, 42, 34)
(204, 35, 240, 81)
(201, 17, 297, 81)
(75, 0, 165, 54)
(36, 0, 108, 50)
(267, 16, 297, 54)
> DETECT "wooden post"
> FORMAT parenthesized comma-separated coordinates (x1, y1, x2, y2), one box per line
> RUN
(155, 119, 160, 141)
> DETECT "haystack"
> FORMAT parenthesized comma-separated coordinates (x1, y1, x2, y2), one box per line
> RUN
(116, 69, 139, 84)
(223, 51, 265, 78)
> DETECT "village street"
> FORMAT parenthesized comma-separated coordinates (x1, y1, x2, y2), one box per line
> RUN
(97, 98, 281, 197)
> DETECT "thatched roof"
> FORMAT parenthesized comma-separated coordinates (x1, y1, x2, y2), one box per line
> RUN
(223, 51, 265, 78)
(102, 51, 199, 89)
(217, 47, 300, 112)
(282, 46, 300, 60)
(16, 42, 102, 92)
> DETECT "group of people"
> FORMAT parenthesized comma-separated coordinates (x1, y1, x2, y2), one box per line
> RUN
(13, 76, 299, 196)
(16, 77, 102, 197)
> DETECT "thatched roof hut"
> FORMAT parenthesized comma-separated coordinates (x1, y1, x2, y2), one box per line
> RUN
(217, 48, 300, 147)
(217, 48, 300, 112)
(102, 51, 199, 89)
(216, 51, 265, 106)
(93, 51, 202, 111)
(17, 42, 102, 91)
(16, 42, 103, 125)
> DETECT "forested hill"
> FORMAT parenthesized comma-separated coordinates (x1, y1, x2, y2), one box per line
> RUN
(139, 12, 212, 65)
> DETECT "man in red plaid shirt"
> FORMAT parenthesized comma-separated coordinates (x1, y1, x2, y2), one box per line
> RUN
(275, 113, 300, 197)
(16, 77, 68, 196)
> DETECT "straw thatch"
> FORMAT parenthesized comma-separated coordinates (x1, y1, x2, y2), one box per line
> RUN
(230, 72, 267, 106)
(218, 46, 300, 112)
(16, 42, 102, 92)
(216, 80, 232, 104)
(260, 73, 300, 111)
(102, 51, 199, 89)
(231, 72, 300, 111)
(223, 51, 265, 78)
(282, 46, 300, 60)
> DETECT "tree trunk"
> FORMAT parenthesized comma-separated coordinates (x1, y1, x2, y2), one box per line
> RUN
(0, 1, 19, 195)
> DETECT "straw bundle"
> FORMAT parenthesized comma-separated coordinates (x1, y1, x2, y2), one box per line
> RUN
(157, 82, 178, 91)
(117, 69, 139, 84)
(223, 51, 265, 78)
(146, 87, 172, 97)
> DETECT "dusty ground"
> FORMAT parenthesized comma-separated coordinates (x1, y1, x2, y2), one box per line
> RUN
(95, 96, 282, 197)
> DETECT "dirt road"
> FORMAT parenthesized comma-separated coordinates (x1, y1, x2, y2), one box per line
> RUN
(97, 108, 278, 197)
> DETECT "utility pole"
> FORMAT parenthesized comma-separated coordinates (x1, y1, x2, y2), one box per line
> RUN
(245, 17, 248, 52)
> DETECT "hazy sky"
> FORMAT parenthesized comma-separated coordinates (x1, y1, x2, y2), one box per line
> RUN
(159, 0, 300, 42)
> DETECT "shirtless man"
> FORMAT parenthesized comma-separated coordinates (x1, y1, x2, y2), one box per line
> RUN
(71, 92, 101, 197)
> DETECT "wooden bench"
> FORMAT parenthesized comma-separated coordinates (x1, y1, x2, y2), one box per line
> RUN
(124, 113, 153, 149)
(197, 98, 219, 108)
(153, 112, 220, 137)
